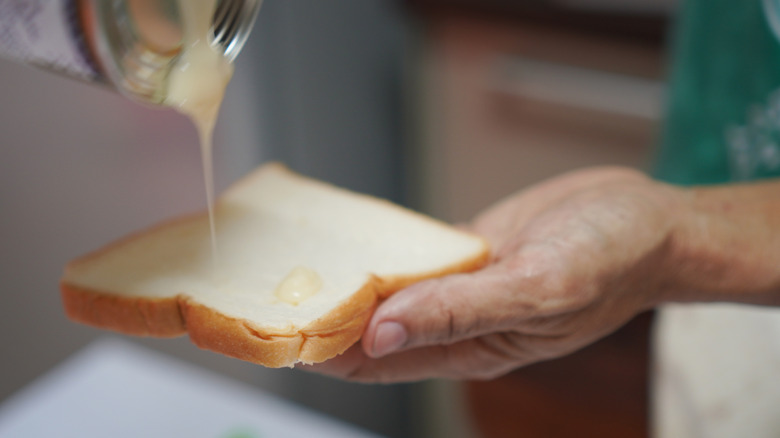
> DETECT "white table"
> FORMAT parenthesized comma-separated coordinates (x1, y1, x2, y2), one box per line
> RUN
(0, 339, 383, 438)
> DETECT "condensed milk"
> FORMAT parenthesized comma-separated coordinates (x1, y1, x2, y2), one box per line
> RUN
(165, 0, 235, 265)
(274, 266, 324, 306)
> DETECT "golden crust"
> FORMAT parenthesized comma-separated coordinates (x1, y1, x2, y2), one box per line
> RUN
(60, 246, 489, 368)
(180, 299, 305, 368)
(297, 280, 378, 364)
(61, 284, 186, 337)
(60, 281, 377, 367)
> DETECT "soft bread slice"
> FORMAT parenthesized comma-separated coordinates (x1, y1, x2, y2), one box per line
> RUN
(61, 163, 489, 367)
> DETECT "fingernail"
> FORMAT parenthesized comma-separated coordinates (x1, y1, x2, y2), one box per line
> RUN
(371, 321, 407, 357)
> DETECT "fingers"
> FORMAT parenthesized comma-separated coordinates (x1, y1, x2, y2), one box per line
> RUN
(362, 265, 543, 359)
(342, 341, 519, 382)
(304, 331, 570, 383)
(302, 338, 515, 383)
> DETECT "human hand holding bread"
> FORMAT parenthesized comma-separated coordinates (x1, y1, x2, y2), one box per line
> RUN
(305, 167, 689, 382)
(59, 164, 682, 377)
(64, 163, 780, 381)
(310, 165, 780, 383)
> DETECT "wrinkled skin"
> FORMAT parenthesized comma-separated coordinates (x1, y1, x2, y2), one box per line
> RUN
(304, 167, 690, 382)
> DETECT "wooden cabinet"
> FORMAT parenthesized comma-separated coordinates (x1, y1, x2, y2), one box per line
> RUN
(405, 7, 667, 222)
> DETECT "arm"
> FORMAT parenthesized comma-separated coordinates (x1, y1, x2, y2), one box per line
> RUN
(669, 180, 780, 306)
(304, 168, 780, 382)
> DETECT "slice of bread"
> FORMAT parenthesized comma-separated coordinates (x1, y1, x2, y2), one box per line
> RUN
(61, 163, 489, 367)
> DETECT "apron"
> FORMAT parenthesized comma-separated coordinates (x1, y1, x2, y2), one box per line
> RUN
(653, 0, 780, 436)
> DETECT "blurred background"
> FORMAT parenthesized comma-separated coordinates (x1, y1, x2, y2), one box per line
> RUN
(0, 0, 678, 437)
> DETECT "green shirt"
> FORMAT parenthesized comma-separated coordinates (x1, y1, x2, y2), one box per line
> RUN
(655, 0, 780, 185)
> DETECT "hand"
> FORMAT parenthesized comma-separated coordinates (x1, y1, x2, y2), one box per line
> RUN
(304, 167, 689, 382)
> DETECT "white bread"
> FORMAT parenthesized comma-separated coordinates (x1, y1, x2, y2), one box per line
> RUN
(61, 163, 489, 367)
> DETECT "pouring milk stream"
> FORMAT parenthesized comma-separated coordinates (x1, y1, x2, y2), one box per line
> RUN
(165, 0, 234, 266)
(163, 2, 321, 302)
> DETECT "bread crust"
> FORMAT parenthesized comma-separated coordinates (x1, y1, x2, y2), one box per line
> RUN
(60, 248, 488, 367)
(60, 281, 378, 367)
(61, 285, 186, 337)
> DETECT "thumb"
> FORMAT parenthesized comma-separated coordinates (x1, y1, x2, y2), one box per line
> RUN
(363, 267, 521, 358)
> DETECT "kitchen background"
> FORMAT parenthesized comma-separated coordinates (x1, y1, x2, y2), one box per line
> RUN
(0, 0, 677, 437)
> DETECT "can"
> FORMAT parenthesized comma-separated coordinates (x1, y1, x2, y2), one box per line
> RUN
(0, 0, 261, 105)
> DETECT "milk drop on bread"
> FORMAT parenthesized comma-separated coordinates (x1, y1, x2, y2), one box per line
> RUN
(61, 164, 490, 368)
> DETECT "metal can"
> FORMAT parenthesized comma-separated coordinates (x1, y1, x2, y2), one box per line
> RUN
(0, 0, 261, 105)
